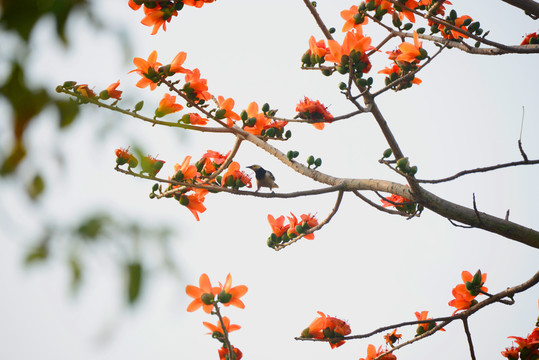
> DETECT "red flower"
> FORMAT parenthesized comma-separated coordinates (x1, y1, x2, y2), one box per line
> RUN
(130, 50, 162, 91)
(341, 5, 367, 32)
(415, 311, 445, 334)
(218, 346, 242, 360)
(75, 84, 95, 98)
(302, 311, 351, 349)
(217, 96, 241, 127)
(185, 113, 208, 125)
(169, 51, 191, 74)
(104, 80, 122, 100)
(380, 193, 410, 208)
(521, 32, 538, 45)
(184, 0, 215, 8)
(221, 162, 251, 188)
(115, 147, 137, 167)
(185, 273, 220, 313)
(396, 31, 425, 63)
(296, 97, 334, 130)
(155, 93, 183, 118)
(140, 4, 177, 35)
(183, 68, 211, 102)
(173, 156, 199, 182)
(448, 284, 476, 314)
(203, 316, 241, 336)
(217, 274, 248, 309)
(267, 214, 289, 237)
(384, 329, 402, 346)
(359, 344, 397, 360)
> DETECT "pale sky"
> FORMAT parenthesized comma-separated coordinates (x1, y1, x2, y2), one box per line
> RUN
(1, 1, 538, 360)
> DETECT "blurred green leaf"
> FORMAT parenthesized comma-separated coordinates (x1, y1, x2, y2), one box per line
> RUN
(0, 141, 26, 176)
(0, 0, 87, 43)
(69, 255, 83, 293)
(55, 99, 79, 128)
(126, 262, 143, 304)
(27, 173, 45, 200)
(24, 240, 49, 265)
(76, 214, 111, 240)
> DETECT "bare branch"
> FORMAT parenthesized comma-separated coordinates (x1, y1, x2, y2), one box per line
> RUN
(462, 318, 477, 360)
(417, 159, 539, 184)
(501, 0, 539, 18)
(352, 190, 410, 217)
(302, 0, 334, 40)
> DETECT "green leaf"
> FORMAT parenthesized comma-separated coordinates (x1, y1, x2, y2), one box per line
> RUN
(126, 262, 143, 304)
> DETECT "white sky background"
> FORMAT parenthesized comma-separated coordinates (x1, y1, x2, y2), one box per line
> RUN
(0, 0, 538, 359)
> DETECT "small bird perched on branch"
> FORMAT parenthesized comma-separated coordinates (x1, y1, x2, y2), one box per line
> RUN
(247, 165, 279, 192)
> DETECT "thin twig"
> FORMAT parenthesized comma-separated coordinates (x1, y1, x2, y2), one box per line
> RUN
(302, 0, 334, 40)
(416, 159, 539, 184)
(519, 106, 529, 162)
(462, 318, 476, 360)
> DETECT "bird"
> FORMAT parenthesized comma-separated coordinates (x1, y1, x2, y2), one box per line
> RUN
(247, 165, 279, 192)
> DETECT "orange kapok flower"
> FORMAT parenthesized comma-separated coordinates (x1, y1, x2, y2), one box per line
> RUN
(186, 113, 208, 125)
(75, 84, 96, 98)
(169, 51, 191, 74)
(186, 273, 220, 313)
(448, 284, 476, 314)
(396, 31, 425, 63)
(381, 193, 411, 208)
(184, 0, 215, 8)
(395, 0, 419, 23)
(415, 311, 445, 334)
(115, 147, 137, 167)
(217, 273, 248, 309)
(180, 191, 207, 221)
(217, 96, 241, 127)
(303, 311, 351, 349)
(243, 102, 271, 135)
(359, 344, 397, 360)
(308, 36, 329, 60)
(218, 346, 242, 360)
(203, 316, 241, 336)
(461, 270, 488, 294)
(155, 93, 183, 117)
(267, 214, 289, 237)
(296, 97, 334, 129)
(130, 50, 162, 91)
(220, 162, 252, 188)
(128, 0, 141, 10)
(183, 68, 211, 102)
(384, 329, 402, 347)
(173, 155, 199, 182)
(141, 4, 178, 35)
(341, 5, 367, 32)
(104, 80, 122, 100)
(521, 32, 538, 45)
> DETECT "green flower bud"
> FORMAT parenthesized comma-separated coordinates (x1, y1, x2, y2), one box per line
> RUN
(128, 157, 138, 168)
(285, 130, 292, 139)
(201, 292, 214, 305)
(63, 81, 77, 88)
(152, 183, 159, 192)
(396, 157, 409, 170)
(314, 158, 322, 167)
(149, 192, 156, 199)
(293, 151, 299, 158)
(218, 290, 232, 303)
(225, 175, 234, 187)
(262, 103, 270, 113)
(449, 9, 457, 20)
(366, 0, 376, 11)
(307, 155, 315, 165)
(417, 27, 425, 34)
(179, 195, 189, 206)
(383, 148, 392, 158)
(463, 18, 472, 27)
(245, 117, 257, 127)
(338, 82, 347, 90)
(301, 328, 312, 338)
(321, 69, 332, 76)
(329, 27, 336, 34)
(409, 165, 418, 176)
(430, 23, 439, 33)
(267, 236, 276, 248)
(295, 225, 304, 234)
(402, 23, 413, 31)
(287, 151, 295, 160)
(265, 127, 276, 137)
(174, 2, 184, 10)
(214, 108, 227, 119)
(240, 110, 248, 121)
(336, 66, 348, 75)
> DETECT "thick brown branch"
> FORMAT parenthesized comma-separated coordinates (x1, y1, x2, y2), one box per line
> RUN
(501, 0, 539, 18)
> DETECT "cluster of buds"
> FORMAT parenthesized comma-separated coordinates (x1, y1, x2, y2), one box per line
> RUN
(239, 102, 291, 139)
(115, 147, 165, 177)
(432, 9, 483, 43)
(300, 311, 352, 349)
(186, 274, 247, 360)
(396, 157, 418, 177)
(266, 213, 318, 248)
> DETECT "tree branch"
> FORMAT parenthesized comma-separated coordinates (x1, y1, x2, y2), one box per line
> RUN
(501, 0, 539, 18)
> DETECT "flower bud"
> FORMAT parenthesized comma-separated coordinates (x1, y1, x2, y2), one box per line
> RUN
(285, 130, 292, 139)
(152, 183, 159, 192)
(314, 158, 322, 167)
(307, 155, 315, 165)
(201, 292, 214, 305)
(128, 157, 138, 168)
(240, 110, 248, 121)
(265, 127, 276, 137)
(218, 290, 232, 303)
(179, 195, 189, 206)
(214, 109, 227, 119)
(402, 23, 413, 31)
(245, 117, 257, 127)
(63, 81, 77, 88)
(383, 148, 392, 158)
(396, 157, 409, 170)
